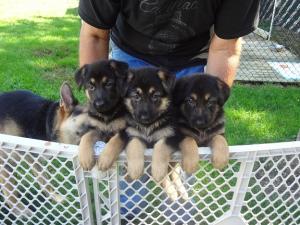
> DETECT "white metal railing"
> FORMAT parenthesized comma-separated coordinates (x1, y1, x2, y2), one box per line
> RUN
(0, 134, 300, 225)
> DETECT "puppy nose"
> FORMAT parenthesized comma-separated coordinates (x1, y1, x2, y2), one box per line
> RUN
(195, 119, 205, 127)
(94, 100, 104, 109)
(140, 113, 151, 121)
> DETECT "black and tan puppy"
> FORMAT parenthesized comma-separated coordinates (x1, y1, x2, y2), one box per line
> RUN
(98, 67, 186, 181)
(0, 82, 93, 216)
(173, 74, 231, 171)
(0, 82, 92, 144)
(75, 59, 128, 170)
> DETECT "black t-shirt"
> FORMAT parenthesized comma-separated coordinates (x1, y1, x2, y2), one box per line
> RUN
(79, 0, 259, 70)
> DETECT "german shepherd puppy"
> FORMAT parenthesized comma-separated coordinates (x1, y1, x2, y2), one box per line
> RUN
(75, 59, 128, 170)
(97, 67, 187, 182)
(173, 74, 231, 171)
(0, 82, 94, 217)
(0, 82, 92, 144)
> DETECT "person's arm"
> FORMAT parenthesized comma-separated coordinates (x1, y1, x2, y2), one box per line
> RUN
(206, 34, 242, 87)
(79, 21, 110, 66)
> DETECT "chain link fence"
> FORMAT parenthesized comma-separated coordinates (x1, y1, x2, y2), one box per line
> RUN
(237, 0, 300, 83)
(1, 134, 300, 225)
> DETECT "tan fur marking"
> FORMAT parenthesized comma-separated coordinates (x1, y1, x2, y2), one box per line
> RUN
(98, 133, 125, 171)
(78, 130, 99, 170)
(209, 135, 229, 170)
(158, 71, 166, 80)
(90, 78, 96, 84)
(58, 109, 91, 144)
(180, 137, 199, 174)
(127, 126, 174, 144)
(149, 87, 155, 94)
(0, 118, 24, 136)
(89, 117, 126, 133)
(101, 77, 107, 83)
(158, 97, 170, 112)
(204, 93, 210, 101)
(126, 138, 146, 179)
(125, 98, 134, 114)
(85, 90, 91, 100)
(151, 139, 173, 182)
(191, 93, 198, 101)
(136, 88, 143, 95)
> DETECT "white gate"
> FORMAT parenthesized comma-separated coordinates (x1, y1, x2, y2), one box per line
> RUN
(0, 134, 300, 225)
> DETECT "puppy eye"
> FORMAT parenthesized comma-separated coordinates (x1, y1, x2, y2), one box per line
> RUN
(131, 93, 141, 101)
(88, 82, 95, 91)
(152, 93, 161, 102)
(105, 81, 114, 88)
(186, 97, 195, 106)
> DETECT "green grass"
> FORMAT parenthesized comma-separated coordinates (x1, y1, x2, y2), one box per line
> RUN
(0, 7, 84, 101)
(1, 10, 299, 145)
(0, 5, 300, 224)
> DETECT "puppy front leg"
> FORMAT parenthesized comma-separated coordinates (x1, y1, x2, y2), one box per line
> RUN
(209, 135, 229, 170)
(126, 138, 146, 180)
(78, 130, 99, 170)
(180, 136, 199, 174)
(152, 139, 173, 182)
(98, 133, 126, 171)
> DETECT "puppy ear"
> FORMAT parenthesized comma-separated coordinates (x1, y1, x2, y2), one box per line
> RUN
(74, 65, 87, 90)
(60, 82, 78, 113)
(109, 60, 129, 78)
(173, 77, 188, 106)
(157, 69, 175, 94)
(216, 78, 230, 106)
(120, 70, 135, 97)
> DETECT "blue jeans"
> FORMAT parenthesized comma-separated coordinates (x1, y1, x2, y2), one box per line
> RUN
(110, 42, 205, 78)
(110, 42, 203, 219)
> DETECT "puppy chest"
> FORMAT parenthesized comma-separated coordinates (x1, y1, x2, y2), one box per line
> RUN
(126, 126, 174, 146)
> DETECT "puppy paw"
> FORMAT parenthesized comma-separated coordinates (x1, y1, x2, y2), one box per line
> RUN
(97, 154, 115, 171)
(79, 153, 95, 170)
(180, 137, 199, 174)
(98, 133, 125, 171)
(210, 135, 229, 170)
(152, 160, 169, 182)
(126, 138, 146, 180)
(78, 131, 98, 170)
(212, 147, 229, 170)
(182, 154, 199, 174)
(152, 139, 173, 182)
(78, 146, 95, 170)
(127, 159, 144, 180)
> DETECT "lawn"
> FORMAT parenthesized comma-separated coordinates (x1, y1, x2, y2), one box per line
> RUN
(0, 2, 299, 225)
(0, 5, 299, 145)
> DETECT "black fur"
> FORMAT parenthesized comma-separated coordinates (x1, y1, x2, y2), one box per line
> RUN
(173, 74, 230, 145)
(120, 67, 183, 149)
(0, 91, 57, 140)
(75, 59, 128, 115)
(75, 59, 129, 142)
(0, 84, 91, 144)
